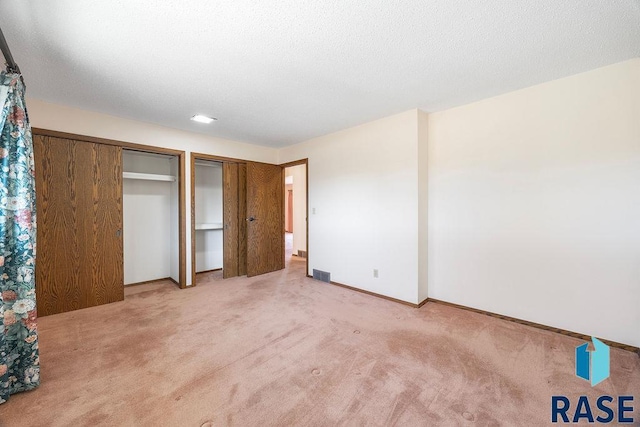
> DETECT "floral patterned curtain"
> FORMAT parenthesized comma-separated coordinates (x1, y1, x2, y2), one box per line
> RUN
(0, 71, 39, 404)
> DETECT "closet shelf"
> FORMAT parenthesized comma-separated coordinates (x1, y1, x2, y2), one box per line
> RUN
(195, 223, 224, 231)
(123, 172, 176, 182)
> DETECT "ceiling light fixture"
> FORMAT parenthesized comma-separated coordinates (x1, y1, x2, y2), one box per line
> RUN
(191, 114, 217, 124)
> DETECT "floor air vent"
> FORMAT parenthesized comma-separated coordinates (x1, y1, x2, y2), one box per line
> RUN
(312, 269, 330, 283)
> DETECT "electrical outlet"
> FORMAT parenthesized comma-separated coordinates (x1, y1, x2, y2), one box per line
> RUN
(312, 207, 316, 214)
(373, 269, 378, 278)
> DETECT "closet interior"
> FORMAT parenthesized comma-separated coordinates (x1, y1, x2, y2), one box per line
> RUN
(123, 150, 181, 285)
(193, 159, 224, 274)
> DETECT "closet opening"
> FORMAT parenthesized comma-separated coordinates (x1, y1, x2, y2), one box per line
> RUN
(191, 153, 248, 285)
(123, 150, 183, 291)
(191, 153, 286, 285)
(33, 128, 187, 316)
(193, 159, 225, 283)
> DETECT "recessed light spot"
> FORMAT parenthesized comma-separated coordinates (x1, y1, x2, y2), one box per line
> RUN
(191, 114, 217, 124)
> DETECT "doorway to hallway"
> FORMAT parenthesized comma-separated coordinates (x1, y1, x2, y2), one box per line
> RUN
(283, 161, 308, 273)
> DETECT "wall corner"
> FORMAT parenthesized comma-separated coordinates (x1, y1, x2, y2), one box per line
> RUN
(417, 110, 429, 302)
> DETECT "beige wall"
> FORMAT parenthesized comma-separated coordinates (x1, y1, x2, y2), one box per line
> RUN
(279, 110, 420, 304)
(427, 58, 640, 346)
(285, 183, 293, 232)
(27, 99, 278, 163)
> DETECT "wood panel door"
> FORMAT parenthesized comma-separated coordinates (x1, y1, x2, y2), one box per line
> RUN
(237, 163, 247, 276)
(222, 162, 239, 278)
(246, 162, 284, 277)
(34, 135, 123, 316)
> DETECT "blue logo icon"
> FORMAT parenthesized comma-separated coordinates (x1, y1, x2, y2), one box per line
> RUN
(576, 337, 610, 386)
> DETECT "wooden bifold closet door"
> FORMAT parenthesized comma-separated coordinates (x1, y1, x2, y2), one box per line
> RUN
(34, 135, 124, 316)
(222, 162, 248, 278)
(222, 162, 239, 278)
(221, 161, 283, 278)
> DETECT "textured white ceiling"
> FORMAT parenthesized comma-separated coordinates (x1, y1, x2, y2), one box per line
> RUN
(1, 1, 639, 147)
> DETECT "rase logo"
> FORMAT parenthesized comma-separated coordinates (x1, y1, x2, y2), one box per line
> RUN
(551, 337, 635, 424)
(575, 336, 609, 386)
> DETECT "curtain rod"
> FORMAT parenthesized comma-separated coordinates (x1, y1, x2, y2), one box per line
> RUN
(0, 26, 20, 74)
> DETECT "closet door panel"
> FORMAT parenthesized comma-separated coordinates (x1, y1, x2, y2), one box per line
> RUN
(34, 135, 124, 316)
(237, 163, 247, 276)
(223, 162, 239, 278)
(87, 143, 123, 306)
(246, 162, 284, 277)
(34, 136, 84, 315)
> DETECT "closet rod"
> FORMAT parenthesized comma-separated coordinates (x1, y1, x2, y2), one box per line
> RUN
(0, 26, 20, 74)
(194, 160, 223, 168)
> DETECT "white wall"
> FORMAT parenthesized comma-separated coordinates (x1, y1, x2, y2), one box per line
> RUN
(279, 110, 420, 304)
(427, 58, 640, 347)
(284, 164, 307, 255)
(122, 151, 175, 284)
(27, 99, 279, 285)
(417, 111, 429, 303)
(194, 162, 223, 272)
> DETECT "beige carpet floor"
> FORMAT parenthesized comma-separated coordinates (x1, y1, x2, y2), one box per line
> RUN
(0, 255, 638, 426)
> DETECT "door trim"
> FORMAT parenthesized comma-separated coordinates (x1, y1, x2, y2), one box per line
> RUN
(32, 128, 187, 289)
